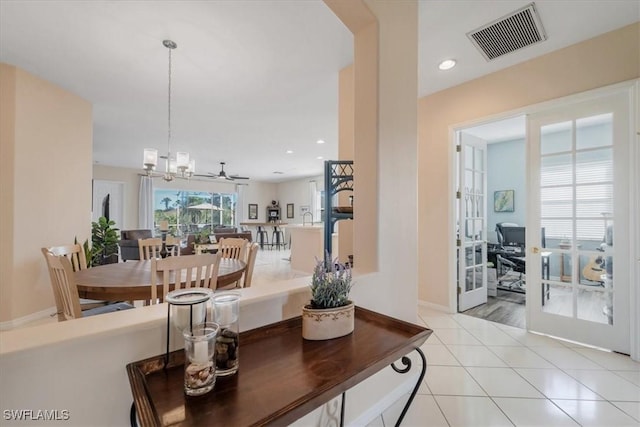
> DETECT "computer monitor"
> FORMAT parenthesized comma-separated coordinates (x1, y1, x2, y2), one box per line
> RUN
(501, 226, 526, 248)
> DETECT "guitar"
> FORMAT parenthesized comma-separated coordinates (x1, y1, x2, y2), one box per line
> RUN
(582, 255, 605, 282)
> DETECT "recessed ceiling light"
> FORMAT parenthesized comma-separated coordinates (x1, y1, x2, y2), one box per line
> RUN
(317, 156, 323, 160)
(273, 171, 284, 175)
(286, 150, 293, 154)
(316, 139, 325, 144)
(438, 59, 456, 70)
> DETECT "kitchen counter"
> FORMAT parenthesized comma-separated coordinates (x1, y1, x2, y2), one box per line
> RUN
(288, 225, 337, 273)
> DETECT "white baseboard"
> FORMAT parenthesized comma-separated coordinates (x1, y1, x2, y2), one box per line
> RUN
(0, 306, 56, 331)
(418, 299, 454, 314)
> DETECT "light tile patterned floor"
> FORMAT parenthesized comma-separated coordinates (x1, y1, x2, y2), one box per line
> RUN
(369, 306, 640, 427)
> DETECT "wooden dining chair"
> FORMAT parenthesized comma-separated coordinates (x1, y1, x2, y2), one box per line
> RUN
(41, 249, 133, 321)
(242, 242, 260, 288)
(150, 253, 220, 303)
(165, 236, 181, 257)
(45, 244, 88, 271)
(138, 238, 163, 260)
(217, 237, 248, 261)
(42, 246, 107, 315)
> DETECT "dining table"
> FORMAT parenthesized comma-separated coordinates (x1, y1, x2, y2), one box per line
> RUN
(75, 258, 246, 302)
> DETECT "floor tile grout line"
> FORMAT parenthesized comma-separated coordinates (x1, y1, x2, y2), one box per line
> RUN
(610, 370, 640, 388)
(421, 381, 453, 427)
(608, 400, 640, 422)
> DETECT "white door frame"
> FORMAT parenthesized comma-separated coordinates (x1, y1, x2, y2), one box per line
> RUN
(447, 80, 639, 360)
(92, 179, 125, 228)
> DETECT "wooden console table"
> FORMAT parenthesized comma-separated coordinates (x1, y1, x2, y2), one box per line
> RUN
(127, 307, 431, 426)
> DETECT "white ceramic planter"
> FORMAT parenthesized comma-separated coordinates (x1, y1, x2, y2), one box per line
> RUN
(301, 302, 355, 340)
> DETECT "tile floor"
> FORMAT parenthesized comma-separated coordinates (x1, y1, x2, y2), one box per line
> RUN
(371, 305, 640, 427)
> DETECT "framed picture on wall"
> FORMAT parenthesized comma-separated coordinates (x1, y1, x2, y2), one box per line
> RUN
(494, 190, 515, 212)
(248, 203, 258, 220)
(286, 203, 294, 219)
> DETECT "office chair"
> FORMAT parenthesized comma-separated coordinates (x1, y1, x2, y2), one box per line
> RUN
(495, 223, 526, 293)
(495, 222, 519, 248)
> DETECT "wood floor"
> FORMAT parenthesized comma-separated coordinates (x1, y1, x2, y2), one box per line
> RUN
(462, 290, 526, 329)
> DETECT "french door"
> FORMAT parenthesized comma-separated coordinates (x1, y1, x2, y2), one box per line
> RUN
(527, 91, 631, 353)
(457, 132, 488, 312)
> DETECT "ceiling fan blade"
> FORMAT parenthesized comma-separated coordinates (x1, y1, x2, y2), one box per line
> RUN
(229, 175, 250, 180)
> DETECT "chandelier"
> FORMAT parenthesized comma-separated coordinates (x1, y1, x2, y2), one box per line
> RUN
(143, 40, 194, 181)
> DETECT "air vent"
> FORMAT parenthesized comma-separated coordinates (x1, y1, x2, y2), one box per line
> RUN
(467, 3, 547, 61)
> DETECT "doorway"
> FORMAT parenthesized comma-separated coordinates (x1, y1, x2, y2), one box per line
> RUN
(452, 83, 636, 356)
(456, 115, 527, 329)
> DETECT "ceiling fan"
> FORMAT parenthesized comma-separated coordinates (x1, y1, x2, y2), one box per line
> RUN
(195, 162, 250, 181)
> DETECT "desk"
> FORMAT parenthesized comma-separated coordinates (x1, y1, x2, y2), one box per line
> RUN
(559, 243, 581, 282)
(127, 307, 431, 427)
(75, 259, 246, 301)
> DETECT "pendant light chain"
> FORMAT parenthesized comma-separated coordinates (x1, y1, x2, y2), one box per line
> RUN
(143, 39, 192, 181)
(167, 45, 172, 156)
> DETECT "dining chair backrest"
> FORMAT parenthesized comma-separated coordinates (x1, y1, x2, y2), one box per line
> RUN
(46, 244, 88, 272)
(150, 253, 220, 303)
(243, 242, 260, 288)
(217, 237, 248, 261)
(165, 236, 181, 256)
(138, 238, 163, 260)
(41, 249, 83, 321)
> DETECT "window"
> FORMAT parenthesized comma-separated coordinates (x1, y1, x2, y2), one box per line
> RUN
(540, 115, 613, 241)
(154, 189, 236, 235)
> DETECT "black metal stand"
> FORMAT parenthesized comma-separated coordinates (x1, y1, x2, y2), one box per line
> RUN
(338, 347, 426, 427)
(130, 402, 137, 427)
(165, 303, 201, 368)
(390, 348, 427, 427)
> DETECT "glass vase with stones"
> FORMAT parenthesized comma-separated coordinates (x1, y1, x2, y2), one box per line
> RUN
(164, 288, 214, 368)
(182, 322, 219, 396)
(212, 291, 240, 376)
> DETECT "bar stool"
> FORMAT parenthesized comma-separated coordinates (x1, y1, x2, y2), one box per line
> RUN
(256, 226, 270, 250)
(271, 226, 286, 250)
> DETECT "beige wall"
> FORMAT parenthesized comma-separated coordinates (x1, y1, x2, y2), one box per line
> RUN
(418, 23, 640, 307)
(337, 64, 354, 263)
(326, 0, 379, 274)
(0, 64, 17, 322)
(0, 63, 93, 323)
(328, 0, 419, 322)
(275, 175, 323, 224)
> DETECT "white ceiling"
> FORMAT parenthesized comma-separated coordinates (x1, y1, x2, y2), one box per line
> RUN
(1, 1, 638, 183)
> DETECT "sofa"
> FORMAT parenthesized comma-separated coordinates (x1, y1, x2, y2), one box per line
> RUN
(119, 229, 152, 261)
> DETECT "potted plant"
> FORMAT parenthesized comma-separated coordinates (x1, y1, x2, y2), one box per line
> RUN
(91, 216, 120, 266)
(302, 256, 354, 340)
